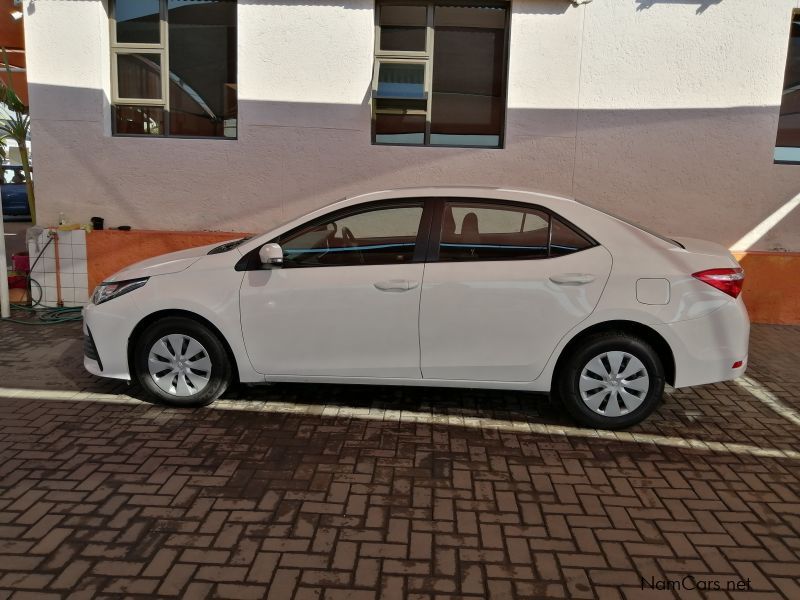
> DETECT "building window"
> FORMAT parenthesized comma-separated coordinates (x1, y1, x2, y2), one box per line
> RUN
(776, 11, 800, 162)
(110, 0, 237, 138)
(372, 1, 508, 148)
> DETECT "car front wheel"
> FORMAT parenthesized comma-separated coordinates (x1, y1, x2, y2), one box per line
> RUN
(557, 332, 665, 429)
(133, 316, 232, 406)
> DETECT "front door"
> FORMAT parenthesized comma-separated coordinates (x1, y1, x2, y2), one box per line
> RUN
(239, 201, 431, 378)
(419, 199, 612, 382)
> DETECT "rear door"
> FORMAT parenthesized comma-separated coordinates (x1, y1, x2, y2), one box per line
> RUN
(419, 199, 612, 382)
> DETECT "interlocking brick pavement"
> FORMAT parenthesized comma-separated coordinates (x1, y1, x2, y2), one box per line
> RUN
(1, 320, 799, 599)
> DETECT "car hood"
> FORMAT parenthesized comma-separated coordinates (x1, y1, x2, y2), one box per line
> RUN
(103, 242, 229, 283)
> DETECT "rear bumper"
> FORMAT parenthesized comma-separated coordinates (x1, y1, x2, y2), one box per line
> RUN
(654, 297, 750, 388)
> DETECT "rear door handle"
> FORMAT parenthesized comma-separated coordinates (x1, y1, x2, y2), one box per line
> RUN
(549, 273, 595, 285)
(374, 279, 418, 292)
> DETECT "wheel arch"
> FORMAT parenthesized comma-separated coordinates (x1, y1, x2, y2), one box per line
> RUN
(127, 309, 241, 384)
(552, 320, 676, 387)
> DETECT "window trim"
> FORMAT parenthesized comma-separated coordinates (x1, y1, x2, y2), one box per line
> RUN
(109, 0, 237, 139)
(372, 0, 510, 149)
(425, 198, 598, 263)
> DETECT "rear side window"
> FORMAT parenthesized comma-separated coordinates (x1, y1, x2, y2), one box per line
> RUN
(439, 203, 549, 261)
(437, 201, 593, 261)
(279, 204, 424, 267)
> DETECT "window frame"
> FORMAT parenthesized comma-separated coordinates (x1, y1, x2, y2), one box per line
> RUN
(109, 0, 237, 140)
(111, 49, 168, 105)
(775, 10, 800, 164)
(425, 198, 598, 263)
(372, 0, 510, 149)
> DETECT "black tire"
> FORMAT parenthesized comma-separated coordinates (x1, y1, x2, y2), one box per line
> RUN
(133, 316, 232, 407)
(556, 332, 664, 429)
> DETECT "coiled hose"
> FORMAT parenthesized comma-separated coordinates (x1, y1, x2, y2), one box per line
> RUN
(5, 234, 84, 325)
(7, 305, 83, 324)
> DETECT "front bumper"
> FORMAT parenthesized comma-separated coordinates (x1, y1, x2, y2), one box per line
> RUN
(653, 297, 750, 388)
(83, 325, 103, 371)
(82, 297, 138, 381)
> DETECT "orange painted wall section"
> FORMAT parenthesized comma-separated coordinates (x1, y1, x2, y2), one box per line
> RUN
(86, 230, 247, 291)
(0, 1, 24, 49)
(86, 230, 800, 325)
(0, 0, 27, 105)
(0, 70, 27, 105)
(734, 252, 800, 326)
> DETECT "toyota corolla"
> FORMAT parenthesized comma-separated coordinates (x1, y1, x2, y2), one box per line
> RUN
(83, 187, 749, 429)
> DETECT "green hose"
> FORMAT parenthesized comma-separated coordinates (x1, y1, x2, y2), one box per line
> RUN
(2, 234, 84, 325)
(5, 304, 83, 325)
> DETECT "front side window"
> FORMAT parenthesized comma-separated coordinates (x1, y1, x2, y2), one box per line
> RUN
(438, 201, 594, 261)
(279, 204, 425, 267)
(110, 0, 237, 138)
(776, 11, 800, 162)
(373, 1, 508, 148)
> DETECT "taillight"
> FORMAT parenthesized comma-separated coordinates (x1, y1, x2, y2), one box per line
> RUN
(692, 267, 744, 298)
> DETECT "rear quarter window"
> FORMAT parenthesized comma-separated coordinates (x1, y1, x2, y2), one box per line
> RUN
(550, 217, 595, 257)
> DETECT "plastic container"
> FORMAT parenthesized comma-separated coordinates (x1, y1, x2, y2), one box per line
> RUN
(12, 252, 30, 273)
(8, 275, 27, 289)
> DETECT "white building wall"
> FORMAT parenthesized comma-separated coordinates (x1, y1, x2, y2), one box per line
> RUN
(23, 0, 800, 251)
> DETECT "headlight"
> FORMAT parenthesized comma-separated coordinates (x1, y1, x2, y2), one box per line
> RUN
(91, 278, 149, 305)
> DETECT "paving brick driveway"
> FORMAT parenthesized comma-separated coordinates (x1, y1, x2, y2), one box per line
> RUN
(1, 320, 799, 599)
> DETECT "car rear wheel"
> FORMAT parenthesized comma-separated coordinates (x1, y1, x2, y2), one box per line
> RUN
(133, 317, 232, 407)
(557, 332, 664, 429)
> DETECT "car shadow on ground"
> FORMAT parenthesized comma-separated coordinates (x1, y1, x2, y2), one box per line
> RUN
(33, 325, 574, 425)
(122, 380, 573, 428)
(8, 320, 799, 455)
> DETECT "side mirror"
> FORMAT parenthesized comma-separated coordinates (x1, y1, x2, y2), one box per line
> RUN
(259, 243, 284, 267)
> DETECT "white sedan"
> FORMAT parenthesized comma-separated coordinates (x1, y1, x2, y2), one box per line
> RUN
(83, 187, 749, 429)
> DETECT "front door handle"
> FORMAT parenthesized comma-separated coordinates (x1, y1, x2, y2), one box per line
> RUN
(549, 273, 595, 285)
(374, 279, 416, 292)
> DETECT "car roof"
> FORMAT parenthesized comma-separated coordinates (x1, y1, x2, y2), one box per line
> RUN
(344, 186, 579, 207)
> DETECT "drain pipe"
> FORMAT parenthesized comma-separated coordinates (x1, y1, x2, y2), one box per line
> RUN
(0, 214, 9, 318)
